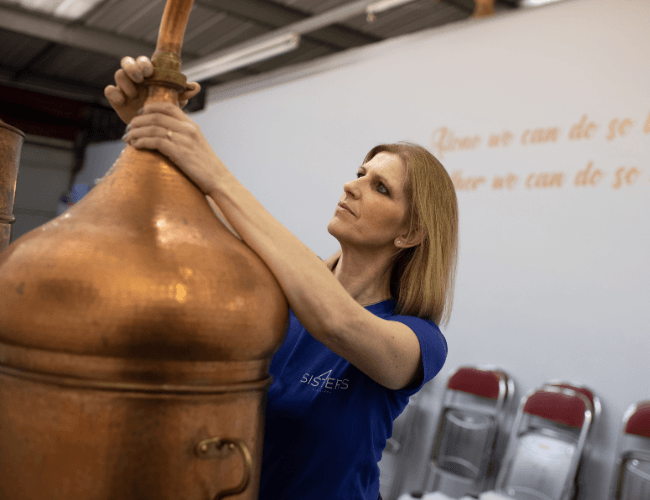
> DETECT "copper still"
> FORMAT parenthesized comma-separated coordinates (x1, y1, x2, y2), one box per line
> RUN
(0, 118, 24, 253)
(0, 0, 288, 498)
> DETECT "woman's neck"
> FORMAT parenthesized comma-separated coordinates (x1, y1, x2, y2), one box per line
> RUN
(332, 247, 395, 307)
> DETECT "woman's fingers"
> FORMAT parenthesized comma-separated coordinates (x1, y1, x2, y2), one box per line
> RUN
(126, 106, 193, 143)
(124, 124, 174, 143)
(136, 55, 154, 78)
(114, 68, 139, 98)
(179, 82, 201, 101)
(179, 82, 201, 109)
(121, 56, 144, 83)
(123, 106, 219, 195)
(104, 85, 125, 107)
(140, 102, 190, 122)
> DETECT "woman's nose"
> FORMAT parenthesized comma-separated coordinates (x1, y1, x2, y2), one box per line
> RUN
(343, 178, 361, 199)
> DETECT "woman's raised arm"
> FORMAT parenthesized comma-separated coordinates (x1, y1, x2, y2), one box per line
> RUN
(107, 58, 424, 392)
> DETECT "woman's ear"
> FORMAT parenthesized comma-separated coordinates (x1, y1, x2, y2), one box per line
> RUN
(395, 228, 423, 249)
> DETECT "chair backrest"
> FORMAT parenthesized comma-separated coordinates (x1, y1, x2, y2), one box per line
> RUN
(448, 366, 508, 402)
(611, 401, 650, 500)
(427, 365, 515, 496)
(542, 380, 602, 428)
(624, 401, 650, 440)
(495, 386, 593, 500)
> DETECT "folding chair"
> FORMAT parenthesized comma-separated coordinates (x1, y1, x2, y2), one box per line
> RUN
(491, 386, 593, 500)
(611, 400, 650, 500)
(542, 380, 601, 498)
(421, 365, 516, 498)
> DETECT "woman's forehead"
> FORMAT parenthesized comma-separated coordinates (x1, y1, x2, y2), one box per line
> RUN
(363, 152, 408, 184)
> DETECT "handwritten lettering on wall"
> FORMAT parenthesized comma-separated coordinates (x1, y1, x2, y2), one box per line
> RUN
(431, 111, 650, 192)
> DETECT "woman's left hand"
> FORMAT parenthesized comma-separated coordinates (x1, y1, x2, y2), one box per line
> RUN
(123, 102, 225, 195)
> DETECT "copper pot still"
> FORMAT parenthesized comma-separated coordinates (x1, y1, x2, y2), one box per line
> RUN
(0, 118, 24, 253)
(0, 0, 288, 498)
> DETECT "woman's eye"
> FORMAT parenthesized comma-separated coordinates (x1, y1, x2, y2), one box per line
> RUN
(377, 183, 389, 195)
(356, 172, 364, 179)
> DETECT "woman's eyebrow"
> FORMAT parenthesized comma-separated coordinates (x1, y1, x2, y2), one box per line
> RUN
(374, 172, 394, 189)
(358, 166, 394, 190)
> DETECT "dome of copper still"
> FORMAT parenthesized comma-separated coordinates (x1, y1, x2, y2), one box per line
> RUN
(0, 118, 24, 253)
(0, 1, 288, 498)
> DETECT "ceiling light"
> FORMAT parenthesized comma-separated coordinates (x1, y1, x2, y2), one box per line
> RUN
(54, 0, 104, 19)
(15, 0, 104, 19)
(183, 33, 300, 82)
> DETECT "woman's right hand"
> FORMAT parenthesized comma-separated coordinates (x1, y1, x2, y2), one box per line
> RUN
(104, 55, 201, 125)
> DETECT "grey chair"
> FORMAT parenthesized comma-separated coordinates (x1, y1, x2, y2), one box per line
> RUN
(423, 365, 516, 498)
(611, 400, 650, 500)
(492, 386, 593, 500)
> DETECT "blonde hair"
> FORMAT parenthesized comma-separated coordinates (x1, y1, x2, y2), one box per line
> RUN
(364, 142, 459, 326)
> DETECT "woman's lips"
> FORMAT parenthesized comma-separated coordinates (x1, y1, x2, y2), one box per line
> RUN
(337, 202, 355, 216)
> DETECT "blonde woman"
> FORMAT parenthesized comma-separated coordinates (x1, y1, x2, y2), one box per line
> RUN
(106, 55, 458, 500)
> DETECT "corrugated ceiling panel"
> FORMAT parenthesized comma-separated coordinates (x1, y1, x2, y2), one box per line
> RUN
(114, 0, 166, 37)
(343, 0, 465, 33)
(310, 0, 354, 15)
(387, 9, 467, 38)
(274, 0, 350, 15)
(0, 28, 51, 69)
(31, 45, 118, 85)
(193, 18, 268, 57)
(85, 0, 157, 32)
(182, 5, 229, 54)
(250, 40, 332, 72)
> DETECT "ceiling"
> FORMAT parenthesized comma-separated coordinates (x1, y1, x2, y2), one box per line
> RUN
(0, 0, 517, 145)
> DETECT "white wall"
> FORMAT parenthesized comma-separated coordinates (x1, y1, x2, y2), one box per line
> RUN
(84, 0, 650, 497)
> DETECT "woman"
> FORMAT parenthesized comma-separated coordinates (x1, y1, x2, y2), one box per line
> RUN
(106, 56, 458, 500)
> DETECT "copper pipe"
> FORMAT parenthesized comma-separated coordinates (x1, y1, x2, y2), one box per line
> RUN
(0, 118, 24, 253)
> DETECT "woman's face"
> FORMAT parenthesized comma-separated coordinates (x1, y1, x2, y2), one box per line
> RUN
(327, 151, 411, 249)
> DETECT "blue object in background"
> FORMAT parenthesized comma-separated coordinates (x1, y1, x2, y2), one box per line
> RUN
(72, 183, 90, 203)
(57, 183, 91, 216)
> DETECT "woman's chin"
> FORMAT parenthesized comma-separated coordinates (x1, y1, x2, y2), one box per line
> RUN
(327, 218, 347, 240)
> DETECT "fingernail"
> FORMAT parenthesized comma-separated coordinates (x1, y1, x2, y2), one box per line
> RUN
(125, 124, 131, 133)
(121, 133, 129, 142)
(137, 108, 144, 115)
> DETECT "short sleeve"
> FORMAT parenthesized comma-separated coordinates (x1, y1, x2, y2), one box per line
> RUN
(390, 315, 448, 394)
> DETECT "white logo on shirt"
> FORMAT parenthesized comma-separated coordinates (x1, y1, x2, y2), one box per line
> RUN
(300, 370, 349, 392)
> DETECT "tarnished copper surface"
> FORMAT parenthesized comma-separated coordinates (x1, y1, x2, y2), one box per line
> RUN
(0, 118, 24, 253)
(0, 0, 288, 498)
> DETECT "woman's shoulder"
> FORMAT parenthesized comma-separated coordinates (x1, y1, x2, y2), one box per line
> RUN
(372, 301, 448, 389)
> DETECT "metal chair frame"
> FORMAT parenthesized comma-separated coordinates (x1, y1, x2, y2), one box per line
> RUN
(611, 400, 650, 500)
(494, 386, 593, 500)
(427, 365, 516, 496)
(541, 380, 601, 499)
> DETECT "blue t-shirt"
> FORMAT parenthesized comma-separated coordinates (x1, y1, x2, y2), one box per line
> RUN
(259, 299, 448, 500)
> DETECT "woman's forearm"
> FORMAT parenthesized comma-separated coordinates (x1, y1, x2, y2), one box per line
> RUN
(207, 168, 356, 338)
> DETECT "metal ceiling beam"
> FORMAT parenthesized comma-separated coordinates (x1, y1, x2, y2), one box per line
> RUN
(0, 5, 158, 60)
(0, 65, 109, 104)
(184, 0, 415, 75)
(199, 0, 381, 50)
(439, 0, 475, 14)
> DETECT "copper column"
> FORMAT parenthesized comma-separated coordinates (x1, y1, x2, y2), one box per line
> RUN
(0, 118, 24, 252)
